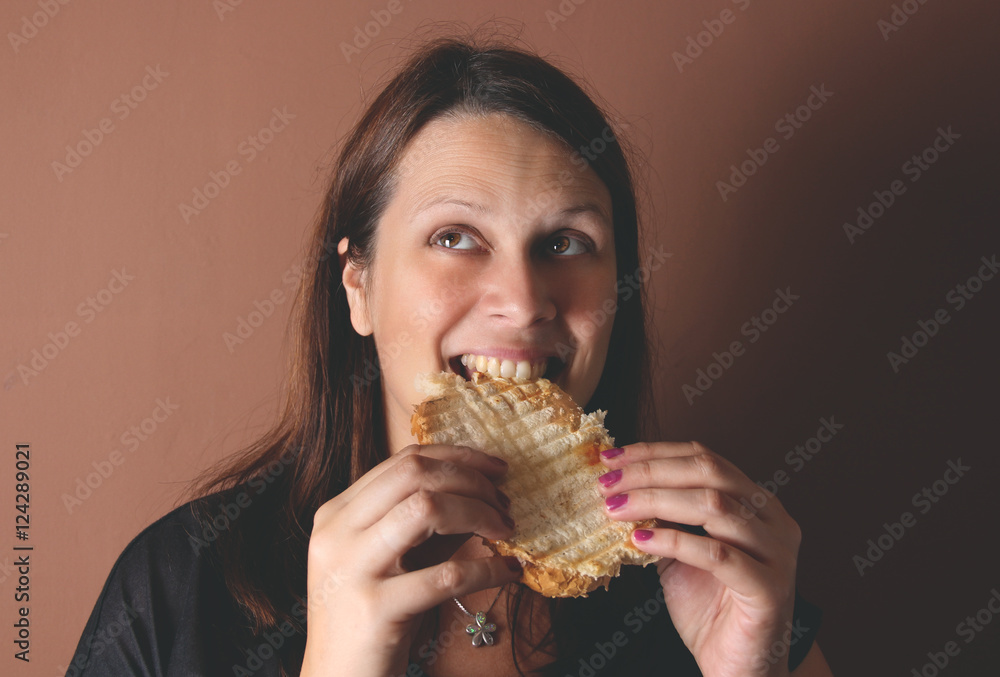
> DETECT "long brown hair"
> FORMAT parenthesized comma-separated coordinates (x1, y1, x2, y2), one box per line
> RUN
(194, 34, 653, 675)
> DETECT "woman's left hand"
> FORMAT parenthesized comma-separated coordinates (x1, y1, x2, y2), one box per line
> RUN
(598, 441, 802, 677)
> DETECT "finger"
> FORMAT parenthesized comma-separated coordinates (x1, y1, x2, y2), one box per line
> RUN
(332, 444, 508, 508)
(363, 491, 515, 573)
(629, 527, 772, 599)
(381, 555, 523, 618)
(599, 441, 711, 466)
(601, 443, 745, 482)
(599, 442, 786, 523)
(603, 488, 778, 561)
(596, 453, 749, 494)
(338, 451, 511, 530)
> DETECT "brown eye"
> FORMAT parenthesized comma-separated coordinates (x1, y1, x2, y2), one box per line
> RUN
(548, 235, 587, 256)
(437, 232, 471, 249)
(550, 236, 570, 254)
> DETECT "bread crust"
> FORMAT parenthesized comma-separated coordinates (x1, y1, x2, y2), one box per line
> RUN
(411, 372, 659, 597)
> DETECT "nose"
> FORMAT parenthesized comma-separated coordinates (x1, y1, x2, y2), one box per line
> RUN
(481, 254, 557, 328)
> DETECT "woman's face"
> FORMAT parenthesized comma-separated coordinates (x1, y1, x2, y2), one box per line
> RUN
(342, 113, 618, 454)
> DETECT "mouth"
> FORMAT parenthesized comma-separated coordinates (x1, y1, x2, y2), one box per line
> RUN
(447, 353, 566, 383)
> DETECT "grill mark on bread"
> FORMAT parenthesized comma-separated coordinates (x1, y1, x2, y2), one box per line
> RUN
(411, 372, 660, 597)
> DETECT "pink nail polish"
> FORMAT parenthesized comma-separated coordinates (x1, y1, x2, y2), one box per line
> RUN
(600, 447, 624, 460)
(633, 529, 654, 541)
(598, 469, 622, 488)
(605, 494, 628, 511)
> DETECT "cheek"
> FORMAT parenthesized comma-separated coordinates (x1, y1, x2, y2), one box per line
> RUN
(405, 269, 474, 335)
(561, 272, 618, 348)
(378, 277, 472, 361)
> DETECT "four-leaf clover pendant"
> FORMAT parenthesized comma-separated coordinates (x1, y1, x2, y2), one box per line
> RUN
(466, 611, 497, 647)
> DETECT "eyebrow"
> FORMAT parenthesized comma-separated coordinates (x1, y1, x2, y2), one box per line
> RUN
(559, 202, 611, 224)
(414, 196, 492, 216)
(414, 196, 610, 225)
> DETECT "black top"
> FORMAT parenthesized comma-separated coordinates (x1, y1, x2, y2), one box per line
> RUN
(66, 497, 821, 676)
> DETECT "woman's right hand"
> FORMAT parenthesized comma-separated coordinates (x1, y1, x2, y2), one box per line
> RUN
(300, 444, 521, 676)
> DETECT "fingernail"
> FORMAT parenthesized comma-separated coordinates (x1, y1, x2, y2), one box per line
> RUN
(503, 556, 522, 572)
(489, 455, 508, 466)
(501, 513, 516, 529)
(598, 469, 622, 488)
(600, 447, 624, 460)
(633, 529, 654, 542)
(497, 491, 511, 509)
(605, 494, 628, 511)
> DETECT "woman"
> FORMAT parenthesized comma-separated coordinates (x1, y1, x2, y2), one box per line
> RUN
(68, 38, 834, 676)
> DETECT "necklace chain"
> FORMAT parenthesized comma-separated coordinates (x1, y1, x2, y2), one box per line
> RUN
(452, 586, 503, 617)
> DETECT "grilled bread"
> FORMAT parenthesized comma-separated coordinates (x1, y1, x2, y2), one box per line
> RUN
(410, 371, 659, 597)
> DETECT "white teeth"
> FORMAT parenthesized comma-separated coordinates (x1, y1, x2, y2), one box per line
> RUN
(461, 353, 548, 380)
(500, 359, 515, 378)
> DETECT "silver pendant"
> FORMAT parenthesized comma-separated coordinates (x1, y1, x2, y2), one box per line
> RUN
(465, 610, 497, 647)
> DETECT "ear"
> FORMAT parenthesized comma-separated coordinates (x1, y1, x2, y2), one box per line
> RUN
(339, 237, 373, 337)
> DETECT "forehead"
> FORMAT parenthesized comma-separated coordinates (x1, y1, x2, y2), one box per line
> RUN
(390, 113, 612, 217)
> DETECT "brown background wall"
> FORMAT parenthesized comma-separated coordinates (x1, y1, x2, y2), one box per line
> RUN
(2, 1, 998, 674)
